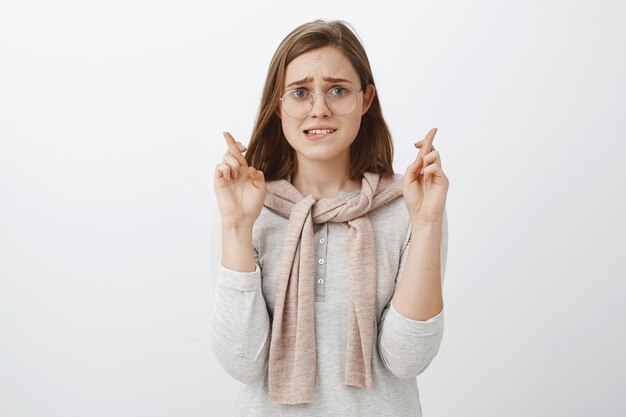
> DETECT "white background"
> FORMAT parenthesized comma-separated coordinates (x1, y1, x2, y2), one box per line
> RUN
(1, 0, 625, 416)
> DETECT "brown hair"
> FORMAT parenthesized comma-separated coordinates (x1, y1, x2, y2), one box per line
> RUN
(245, 19, 395, 181)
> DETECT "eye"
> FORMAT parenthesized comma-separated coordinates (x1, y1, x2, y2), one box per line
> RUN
(328, 86, 348, 97)
(291, 88, 308, 99)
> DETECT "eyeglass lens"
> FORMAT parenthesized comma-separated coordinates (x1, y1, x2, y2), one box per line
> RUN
(281, 88, 360, 118)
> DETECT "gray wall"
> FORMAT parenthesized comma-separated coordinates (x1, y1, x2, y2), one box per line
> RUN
(1, 0, 625, 415)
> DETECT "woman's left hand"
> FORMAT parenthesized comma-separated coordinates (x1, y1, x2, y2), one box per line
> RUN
(403, 127, 449, 224)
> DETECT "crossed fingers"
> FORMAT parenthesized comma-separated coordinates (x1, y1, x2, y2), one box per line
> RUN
(413, 127, 443, 182)
(216, 132, 247, 181)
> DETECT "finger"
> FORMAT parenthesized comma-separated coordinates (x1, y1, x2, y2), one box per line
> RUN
(414, 142, 436, 151)
(421, 149, 442, 169)
(248, 166, 265, 191)
(222, 152, 241, 179)
(411, 129, 437, 180)
(413, 130, 433, 164)
(215, 162, 232, 181)
(214, 165, 224, 182)
(404, 155, 424, 185)
(414, 143, 437, 159)
(415, 139, 441, 171)
(414, 127, 438, 147)
(416, 126, 437, 147)
(223, 131, 248, 167)
(420, 127, 437, 157)
(422, 163, 444, 183)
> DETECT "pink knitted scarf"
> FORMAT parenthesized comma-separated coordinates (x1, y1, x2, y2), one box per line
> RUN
(263, 171, 404, 404)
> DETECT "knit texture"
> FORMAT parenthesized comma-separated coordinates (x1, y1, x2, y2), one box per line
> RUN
(263, 172, 404, 404)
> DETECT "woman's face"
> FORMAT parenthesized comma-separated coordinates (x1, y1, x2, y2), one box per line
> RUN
(279, 46, 375, 169)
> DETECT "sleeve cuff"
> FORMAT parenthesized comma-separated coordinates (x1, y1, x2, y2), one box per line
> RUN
(387, 302, 444, 335)
(216, 263, 262, 292)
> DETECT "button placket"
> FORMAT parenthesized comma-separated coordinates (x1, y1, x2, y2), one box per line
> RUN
(315, 223, 329, 302)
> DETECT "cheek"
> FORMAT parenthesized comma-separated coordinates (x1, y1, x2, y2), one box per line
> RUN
(280, 117, 300, 144)
(344, 114, 363, 136)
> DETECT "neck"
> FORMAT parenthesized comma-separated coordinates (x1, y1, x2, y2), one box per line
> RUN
(291, 157, 361, 198)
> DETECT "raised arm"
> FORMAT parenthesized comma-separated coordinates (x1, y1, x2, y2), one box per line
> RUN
(378, 126, 449, 378)
(210, 132, 270, 383)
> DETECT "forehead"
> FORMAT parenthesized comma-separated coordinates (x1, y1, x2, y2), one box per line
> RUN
(284, 46, 359, 85)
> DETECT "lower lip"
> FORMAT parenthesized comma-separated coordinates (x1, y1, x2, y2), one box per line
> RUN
(304, 131, 336, 140)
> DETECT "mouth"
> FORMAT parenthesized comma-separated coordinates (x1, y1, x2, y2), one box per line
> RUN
(304, 128, 336, 137)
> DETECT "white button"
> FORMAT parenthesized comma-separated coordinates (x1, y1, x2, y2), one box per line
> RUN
(318, 259, 325, 265)
(236, 350, 244, 358)
(319, 237, 326, 244)
(318, 278, 324, 285)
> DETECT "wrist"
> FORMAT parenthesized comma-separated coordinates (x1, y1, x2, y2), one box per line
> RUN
(410, 218, 443, 237)
(222, 223, 254, 235)
(410, 216, 442, 228)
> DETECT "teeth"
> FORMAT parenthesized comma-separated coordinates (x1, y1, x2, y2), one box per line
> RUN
(306, 129, 335, 135)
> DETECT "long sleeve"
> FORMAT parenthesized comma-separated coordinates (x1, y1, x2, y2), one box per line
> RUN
(208, 200, 271, 384)
(210, 262, 271, 384)
(377, 206, 448, 378)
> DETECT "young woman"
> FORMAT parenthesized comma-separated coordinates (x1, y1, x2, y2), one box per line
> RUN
(211, 19, 449, 417)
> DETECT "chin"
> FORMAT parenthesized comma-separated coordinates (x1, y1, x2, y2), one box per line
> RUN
(296, 148, 352, 164)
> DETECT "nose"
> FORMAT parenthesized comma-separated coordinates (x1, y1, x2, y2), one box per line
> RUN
(309, 93, 332, 118)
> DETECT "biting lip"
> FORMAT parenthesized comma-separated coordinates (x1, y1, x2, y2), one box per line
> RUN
(303, 127, 337, 136)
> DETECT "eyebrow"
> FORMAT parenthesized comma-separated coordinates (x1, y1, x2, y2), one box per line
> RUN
(286, 76, 354, 88)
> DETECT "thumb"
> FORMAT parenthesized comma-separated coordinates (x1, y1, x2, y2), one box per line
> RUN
(404, 156, 424, 186)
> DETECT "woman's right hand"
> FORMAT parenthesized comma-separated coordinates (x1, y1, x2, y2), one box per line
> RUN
(214, 132, 266, 229)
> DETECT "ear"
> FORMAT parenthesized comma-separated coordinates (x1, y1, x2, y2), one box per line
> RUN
(360, 84, 376, 115)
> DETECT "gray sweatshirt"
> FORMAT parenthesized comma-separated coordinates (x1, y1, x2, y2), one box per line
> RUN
(210, 189, 448, 416)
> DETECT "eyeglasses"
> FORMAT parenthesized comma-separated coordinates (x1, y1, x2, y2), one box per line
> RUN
(279, 86, 362, 118)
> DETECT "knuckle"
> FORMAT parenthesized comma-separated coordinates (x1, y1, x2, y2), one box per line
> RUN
(223, 155, 237, 165)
